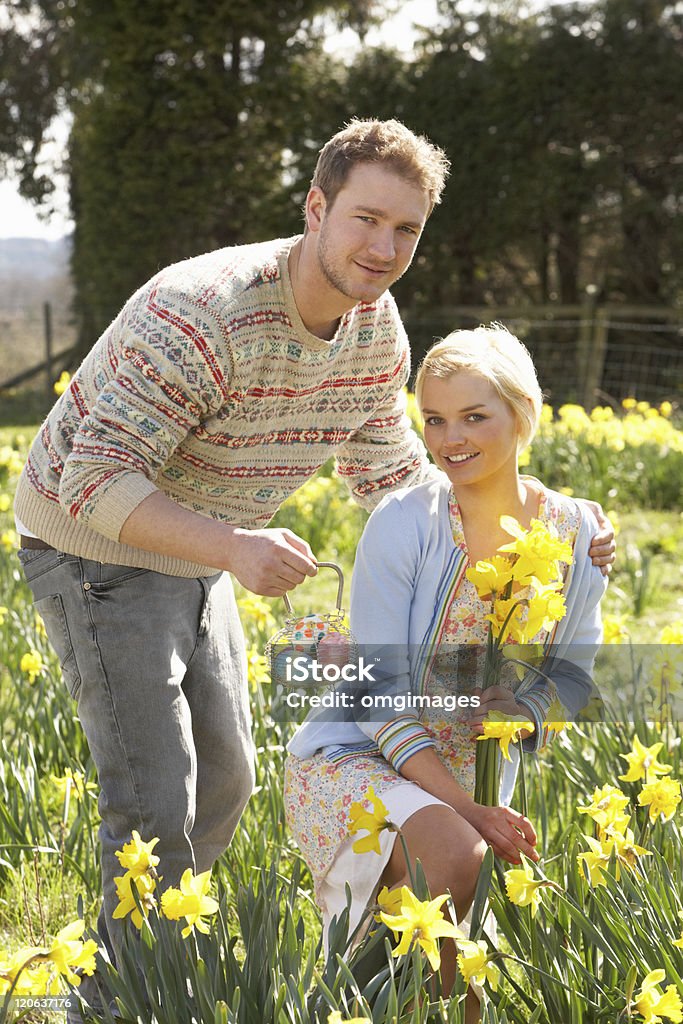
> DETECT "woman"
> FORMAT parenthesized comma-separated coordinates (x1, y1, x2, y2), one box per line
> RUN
(284, 324, 606, 998)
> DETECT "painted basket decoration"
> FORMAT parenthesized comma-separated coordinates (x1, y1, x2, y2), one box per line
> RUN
(266, 562, 357, 685)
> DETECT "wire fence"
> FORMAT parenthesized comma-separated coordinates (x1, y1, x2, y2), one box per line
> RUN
(405, 305, 683, 408)
(1, 302, 681, 412)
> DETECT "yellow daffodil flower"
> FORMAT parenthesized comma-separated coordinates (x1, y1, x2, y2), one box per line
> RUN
(634, 969, 683, 1023)
(603, 614, 630, 644)
(0, 530, 17, 552)
(672, 933, 683, 949)
(577, 835, 610, 886)
(53, 371, 72, 396)
(20, 649, 44, 683)
(348, 785, 393, 855)
(577, 784, 631, 833)
(115, 830, 160, 877)
(160, 868, 219, 938)
(477, 711, 535, 761)
(50, 768, 97, 803)
(484, 596, 526, 642)
(380, 886, 459, 972)
(498, 516, 573, 584)
(48, 921, 98, 986)
(456, 938, 500, 991)
(0, 949, 58, 996)
(524, 578, 567, 637)
(660, 623, 683, 646)
(638, 777, 682, 823)
(504, 859, 547, 916)
(606, 827, 651, 877)
(544, 697, 574, 734)
(113, 871, 157, 930)
(327, 1012, 372, 1024)
(375, 885, 404, 917)
(619, 737, 672, 784)
(465, 556, 514, 598)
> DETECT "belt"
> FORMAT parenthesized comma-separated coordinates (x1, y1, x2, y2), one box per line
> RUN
(20, 536, 56, 551)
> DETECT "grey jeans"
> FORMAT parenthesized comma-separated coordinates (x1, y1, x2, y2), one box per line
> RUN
(18, 547, 255, 961)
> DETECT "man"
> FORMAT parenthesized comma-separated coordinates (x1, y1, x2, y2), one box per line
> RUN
(14, 118, 614, 999)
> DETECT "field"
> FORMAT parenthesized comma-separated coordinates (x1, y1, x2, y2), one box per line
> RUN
(0, 395, 682, 1023)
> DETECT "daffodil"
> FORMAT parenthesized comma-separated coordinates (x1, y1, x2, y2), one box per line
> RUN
(0, 529, 17, 551)
(619, 737, 672, 783)
(0, 949, 58, 996)
(456, 938, 500, 991)
(50, 768, 97, 803)
(465, 556, 514, 598)
(53, 371, 72, 396)
(112, 871, 157, 929)
(634, 969, 683, 1023)
(380, 886, 459, 972)
(577, 784, 631, 834)
(660, 623, 683, 646)
(115, 830, 160, 877)
(375, 885, 404, 917)
(327, 1012, 372, 1024)
(160, 868, 219, 937)
(523, 578, 567, 637)
(577, 835, 610, 886)
(606, 827, 651, 876)
(638, 777, 682, 823)
(544, 697, 574, 734)
(504, 859, 547, 916)
(348, 785, 393, 855)
(498, 516, 573, 585)
(672, 933, 683, 949)
(477, 710, 534, 761)
(603, 614, 630, 644)
(20, 649, 43, 683)
(48, 920, 98, 986)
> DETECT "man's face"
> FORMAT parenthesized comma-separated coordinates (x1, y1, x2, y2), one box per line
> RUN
(311, 162, 430, 306)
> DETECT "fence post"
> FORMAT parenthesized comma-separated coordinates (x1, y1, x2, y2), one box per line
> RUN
(582, 306, 609, 409)
(44, 301, 53, 409)
(577, 286, 598, 405)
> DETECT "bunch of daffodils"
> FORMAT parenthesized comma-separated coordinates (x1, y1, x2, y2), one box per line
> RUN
(466, 515, 573, 805)
(576, 738, 682, 887)
(112, 831, 219, 938)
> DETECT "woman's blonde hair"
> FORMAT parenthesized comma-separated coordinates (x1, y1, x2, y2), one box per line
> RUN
(414, 323, 543, 450)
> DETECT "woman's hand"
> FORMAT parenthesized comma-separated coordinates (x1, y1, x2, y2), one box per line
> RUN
(468, 686, 534, 740)
(465, 803, 539, 864)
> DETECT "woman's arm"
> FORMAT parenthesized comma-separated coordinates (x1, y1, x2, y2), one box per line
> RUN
(398, 746, 538, 864)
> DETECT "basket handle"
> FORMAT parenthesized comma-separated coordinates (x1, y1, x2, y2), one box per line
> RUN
(282, 561, 345, 617)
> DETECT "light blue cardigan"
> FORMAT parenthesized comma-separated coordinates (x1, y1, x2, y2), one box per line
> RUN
(287, 475, 607, 802)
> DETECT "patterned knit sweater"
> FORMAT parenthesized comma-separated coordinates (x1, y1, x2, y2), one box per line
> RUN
(14, 236, 431, 577)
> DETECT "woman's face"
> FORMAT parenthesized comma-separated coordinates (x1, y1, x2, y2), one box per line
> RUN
(420, 369, 522, 488)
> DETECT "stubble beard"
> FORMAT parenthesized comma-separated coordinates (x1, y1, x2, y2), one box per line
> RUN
(317, 223, 398, 304)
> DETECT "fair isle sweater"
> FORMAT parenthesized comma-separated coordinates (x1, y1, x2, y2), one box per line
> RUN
(14, 236, 431, 577)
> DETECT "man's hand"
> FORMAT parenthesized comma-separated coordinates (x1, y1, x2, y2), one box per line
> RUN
(580, 499, 616, 576)
(228, 527, 318, 596)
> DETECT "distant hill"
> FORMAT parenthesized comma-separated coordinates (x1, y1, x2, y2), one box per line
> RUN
(0, 237, 72, 303)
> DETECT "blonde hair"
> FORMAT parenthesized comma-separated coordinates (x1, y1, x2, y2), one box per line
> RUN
(310, 118, 450, 214)
(414, 324, 543, 450)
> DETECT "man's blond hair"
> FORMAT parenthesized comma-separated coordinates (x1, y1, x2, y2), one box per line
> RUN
(310, 118, 450, 213)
